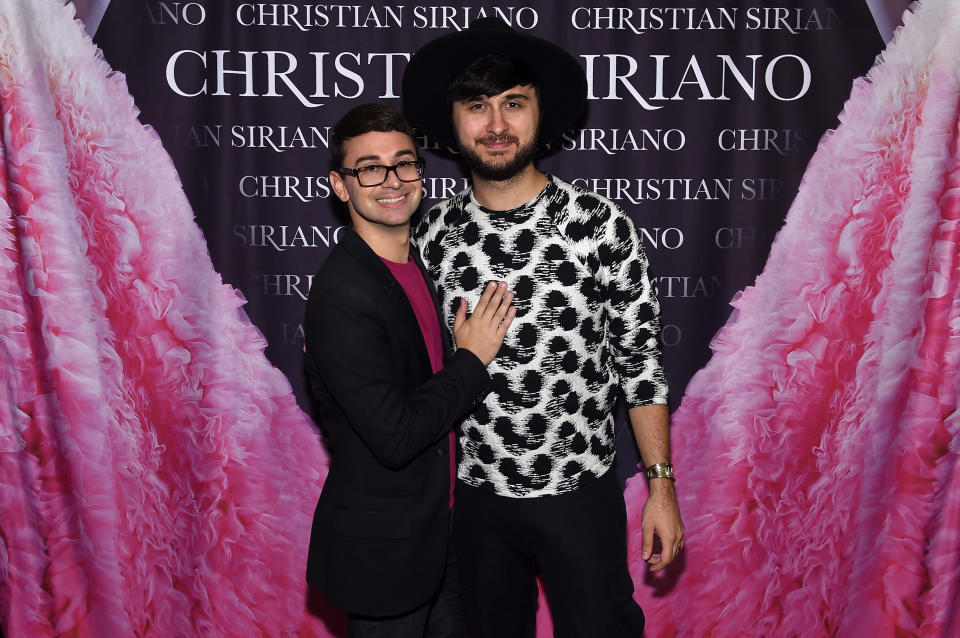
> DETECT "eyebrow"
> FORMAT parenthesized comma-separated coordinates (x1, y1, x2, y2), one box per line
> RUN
(353, 149, 417, 164)
(462, 92, 532, 103)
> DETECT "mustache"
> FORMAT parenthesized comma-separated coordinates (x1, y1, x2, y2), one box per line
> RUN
(476, 134, 520, 145)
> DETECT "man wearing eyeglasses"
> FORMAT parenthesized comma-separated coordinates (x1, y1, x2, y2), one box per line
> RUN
(304, 103, 515, 637)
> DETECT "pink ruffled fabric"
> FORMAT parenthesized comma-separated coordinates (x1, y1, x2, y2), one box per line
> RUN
(623, 1, 960, 636)
(0, 1, 334, 635)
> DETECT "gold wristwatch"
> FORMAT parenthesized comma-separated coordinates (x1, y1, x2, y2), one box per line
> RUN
(645, 462, 675, 481)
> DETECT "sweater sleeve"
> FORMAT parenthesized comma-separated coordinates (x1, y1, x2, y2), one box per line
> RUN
(593, 202, 669, 407)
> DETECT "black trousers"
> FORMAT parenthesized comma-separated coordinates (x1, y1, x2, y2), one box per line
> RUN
(453, 470, 645, 638)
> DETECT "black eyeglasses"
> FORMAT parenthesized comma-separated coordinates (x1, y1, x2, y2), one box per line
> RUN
(337, 158, 425, 187)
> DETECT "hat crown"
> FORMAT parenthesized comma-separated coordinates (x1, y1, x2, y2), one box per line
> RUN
(468, 17, 515, 34)
(403, 16, 588, 150)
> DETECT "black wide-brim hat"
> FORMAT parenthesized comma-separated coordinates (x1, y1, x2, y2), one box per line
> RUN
(402, 17, 587, 149)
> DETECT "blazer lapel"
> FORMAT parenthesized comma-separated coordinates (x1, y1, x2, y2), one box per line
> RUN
(339, 229, 433, 377)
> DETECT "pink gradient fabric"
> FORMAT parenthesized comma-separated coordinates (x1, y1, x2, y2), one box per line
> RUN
(622, 1, 960, 636)
(0, 1, 335, 636)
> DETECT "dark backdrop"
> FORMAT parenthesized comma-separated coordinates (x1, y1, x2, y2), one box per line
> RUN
(93, 1, 884, 480)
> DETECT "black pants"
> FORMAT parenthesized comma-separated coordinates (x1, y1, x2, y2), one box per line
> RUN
(347, 529, 466, 638)
(453, 470, 645, 638)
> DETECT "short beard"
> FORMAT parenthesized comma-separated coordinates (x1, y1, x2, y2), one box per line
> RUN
(458, 133, 539, 182)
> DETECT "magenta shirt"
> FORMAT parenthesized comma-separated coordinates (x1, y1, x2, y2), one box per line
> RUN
(381, 255, 455, 508)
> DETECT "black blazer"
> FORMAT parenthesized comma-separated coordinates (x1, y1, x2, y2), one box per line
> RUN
(304, 228, 489, 617)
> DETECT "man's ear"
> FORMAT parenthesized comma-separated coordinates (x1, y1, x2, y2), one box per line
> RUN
(329, 170, 350, 203)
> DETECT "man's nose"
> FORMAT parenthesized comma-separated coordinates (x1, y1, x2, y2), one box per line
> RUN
(381, 166, 403, 187)
(487, 108, 508, 135)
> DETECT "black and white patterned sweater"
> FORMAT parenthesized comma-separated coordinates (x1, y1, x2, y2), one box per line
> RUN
(414, 175, 667, 497)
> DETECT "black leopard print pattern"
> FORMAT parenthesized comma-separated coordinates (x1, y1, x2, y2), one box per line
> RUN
(414, 176, 667, 497)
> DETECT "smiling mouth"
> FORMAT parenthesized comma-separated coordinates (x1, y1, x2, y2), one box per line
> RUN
(479, 135, 518, 149)
(376, 193, 409, 205)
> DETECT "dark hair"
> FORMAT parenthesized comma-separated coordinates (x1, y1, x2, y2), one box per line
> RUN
(330, 103, 416, 168)
(447, 54, 540, 103)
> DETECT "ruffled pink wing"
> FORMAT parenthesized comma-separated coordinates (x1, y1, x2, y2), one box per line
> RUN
(0, 1, 334, 635)
(625, 2, 960, 636)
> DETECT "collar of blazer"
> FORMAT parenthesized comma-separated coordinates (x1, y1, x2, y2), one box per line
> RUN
(337, 227, 454, 361)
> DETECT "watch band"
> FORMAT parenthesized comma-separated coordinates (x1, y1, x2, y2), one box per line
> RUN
(645, 462, 675, 480)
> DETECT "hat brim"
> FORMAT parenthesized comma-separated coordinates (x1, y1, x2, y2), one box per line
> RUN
(402, 28, 587, 150)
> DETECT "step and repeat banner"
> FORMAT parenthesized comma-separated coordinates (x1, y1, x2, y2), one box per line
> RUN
(92, 1, 884, 477)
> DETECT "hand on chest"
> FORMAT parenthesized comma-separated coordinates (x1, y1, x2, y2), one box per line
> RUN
(434, 224, 603, 338)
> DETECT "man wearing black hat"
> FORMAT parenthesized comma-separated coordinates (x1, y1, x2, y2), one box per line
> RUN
(404, 18, 684, 638)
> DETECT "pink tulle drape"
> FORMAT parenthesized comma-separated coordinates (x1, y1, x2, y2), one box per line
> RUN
(622, 1, 960, 636)
(0, 1, 337, 635)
